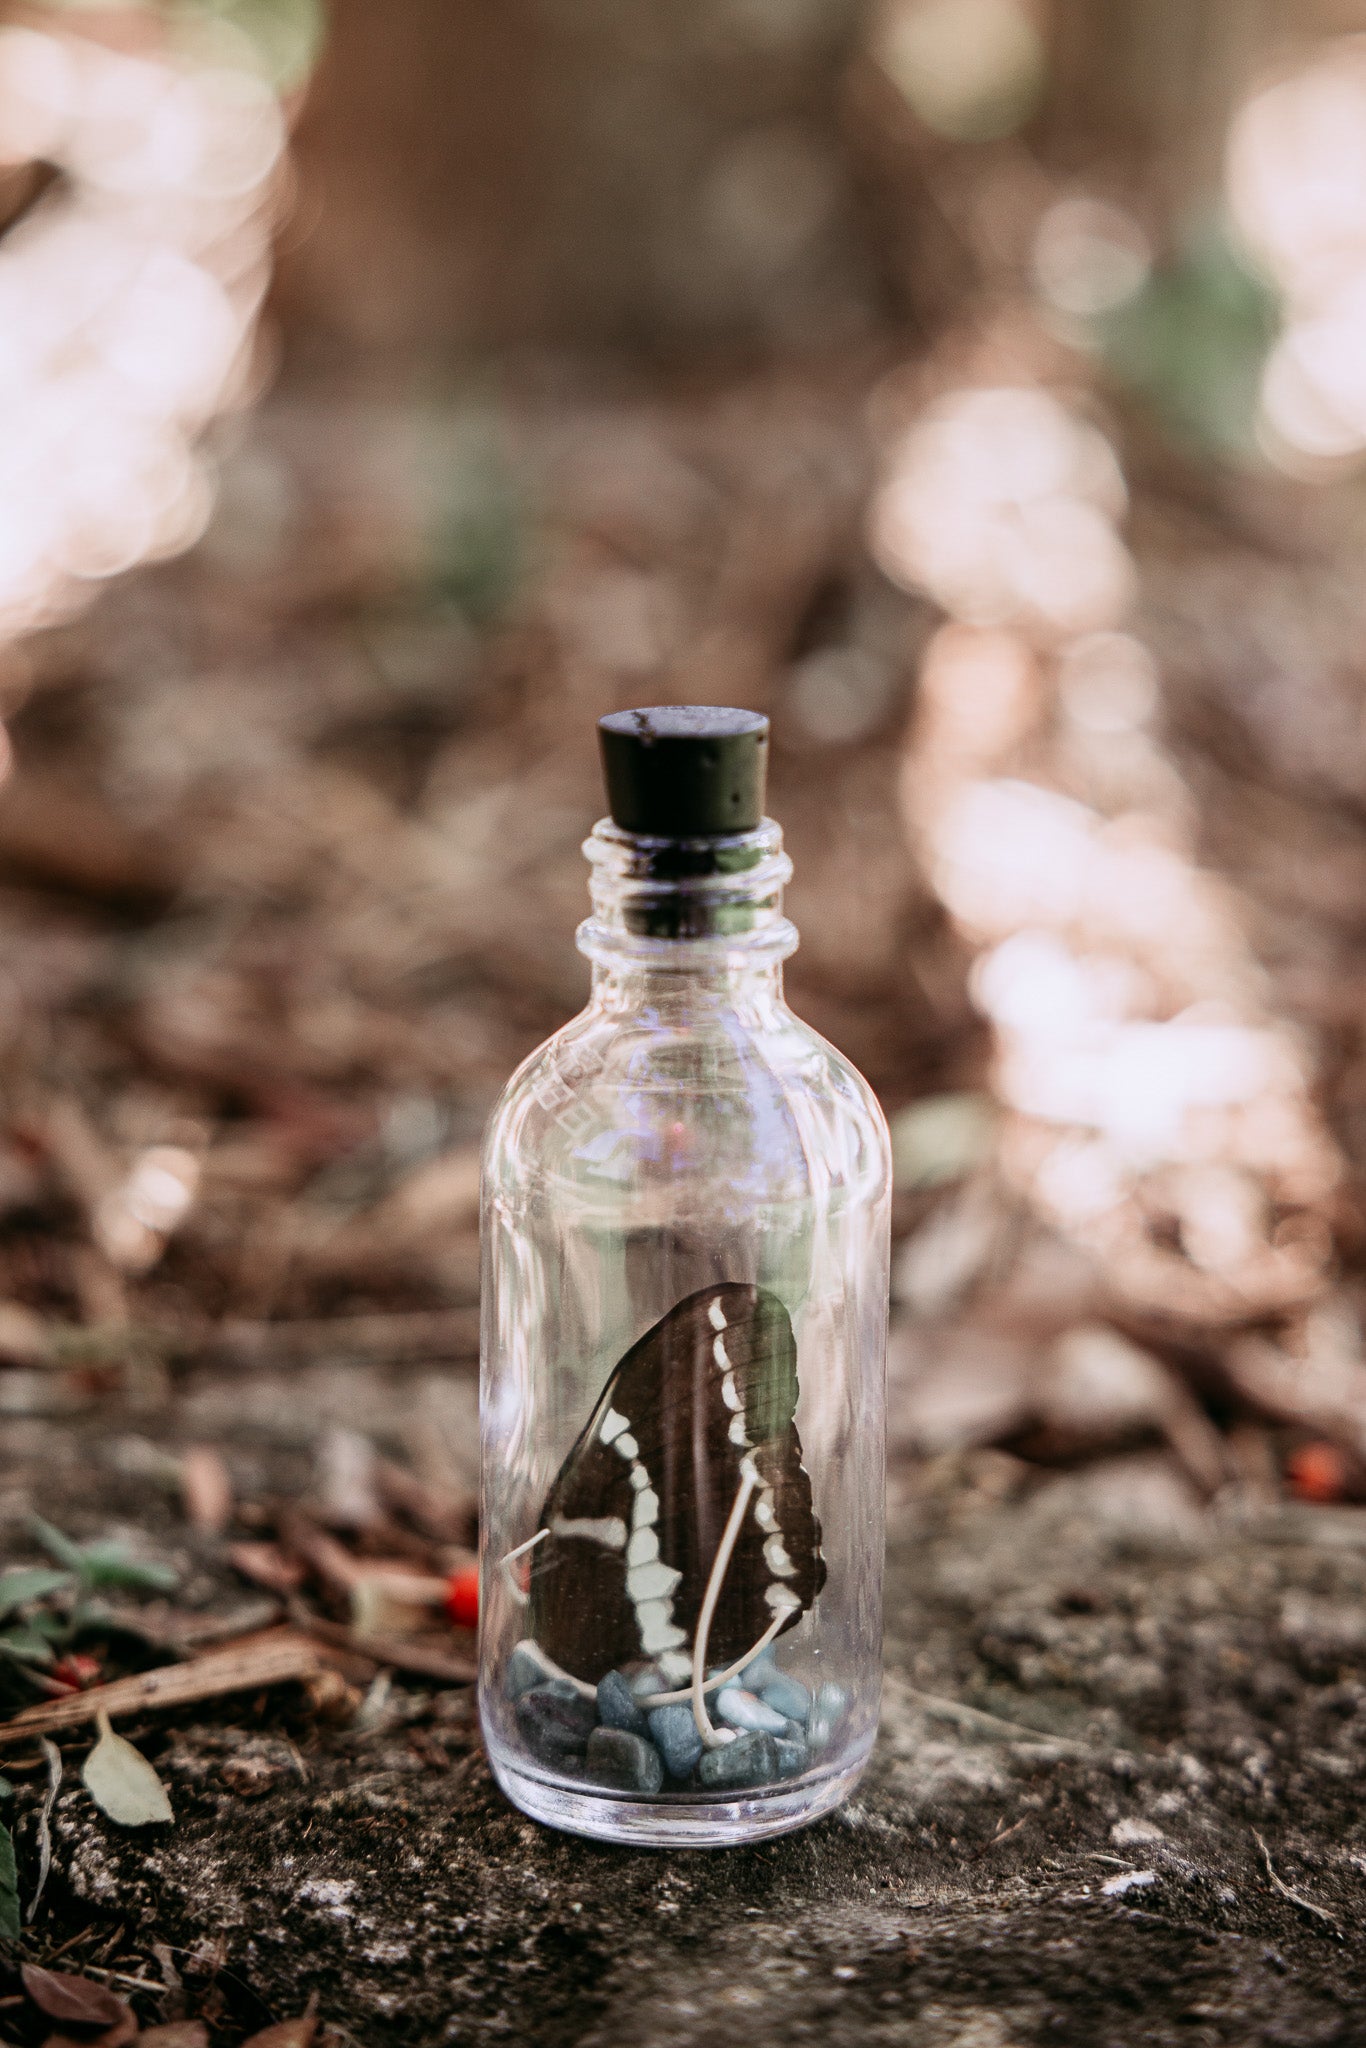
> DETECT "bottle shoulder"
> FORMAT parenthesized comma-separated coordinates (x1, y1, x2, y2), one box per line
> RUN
(482, 996, 890, 1204)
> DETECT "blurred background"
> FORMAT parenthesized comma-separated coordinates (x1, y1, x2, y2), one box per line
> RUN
(4, 0, 1366, 1545)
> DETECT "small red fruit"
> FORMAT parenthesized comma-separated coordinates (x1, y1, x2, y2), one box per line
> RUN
(444, 1564, 479, 1629)
(1286, 1440, 1348, 1504)
(50, 1653, 102, 1690)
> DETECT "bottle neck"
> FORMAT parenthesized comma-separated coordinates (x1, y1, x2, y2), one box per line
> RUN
(576, 817, 797, 1009)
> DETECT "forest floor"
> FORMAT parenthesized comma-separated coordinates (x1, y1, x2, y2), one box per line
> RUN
(2, 359, 1366, 2045)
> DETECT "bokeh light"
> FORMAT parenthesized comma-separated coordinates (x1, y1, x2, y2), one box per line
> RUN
(1228, 38, 1366, 466)
(871, 386, 1135, 639)
(0, 15, 290, 638)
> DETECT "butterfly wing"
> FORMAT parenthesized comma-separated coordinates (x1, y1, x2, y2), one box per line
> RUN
(527, 1282, 824, 1685)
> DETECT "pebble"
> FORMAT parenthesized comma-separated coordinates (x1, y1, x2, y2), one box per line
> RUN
(515, 1684, 598, 1762)
(807, 1681, 850, 1751)
(584, 1727, 665, 1794)
(716, 1687, 790, 1736)
(648, 1702, 705, 1778)
(597, 1670, 649, 1736)
(505, 1641, 558, 1701)
(759, 1672, 811, 1724)
(774, 1738, 808, 1779)
(740, 1653, 780, 1692)
(698, 1732, 780, 1790)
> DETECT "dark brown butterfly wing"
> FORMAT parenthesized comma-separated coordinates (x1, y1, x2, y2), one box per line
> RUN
(527, 1282, 824, 1685)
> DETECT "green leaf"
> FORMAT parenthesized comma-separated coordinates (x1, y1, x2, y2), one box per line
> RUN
(73, 1546, 178, 1594)
(0, 1626, 55, 1667)
(0, 1567, 72, 1620)
(890, 1092, 996, 1191)
(1095, 217, 1281, 461)
(25, 1519, 177, 1595)
(0, 1820, 18, 1940)
(82, 1711, 174, 1828)
(27, 1517, 85, 1572)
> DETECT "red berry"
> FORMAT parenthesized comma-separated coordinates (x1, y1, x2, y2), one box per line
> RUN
(50, 1653, 102, 1689)
(1287, 1440, 1348, 1504)
(444, 1564, 479, 1629)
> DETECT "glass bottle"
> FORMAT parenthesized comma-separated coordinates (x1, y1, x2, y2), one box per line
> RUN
(479, 707, 890, 1845)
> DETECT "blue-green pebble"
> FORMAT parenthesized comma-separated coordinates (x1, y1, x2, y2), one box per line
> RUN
(515, 1683, 597, 1761)
(773, 1737, 808, 1779)
(505, 1642, 555, 1700)
(597, 1669, 648, 1736)
(648, 1702, 704, 1777)
(584, 1727, 664, 1794)
(698, 1732, 780, 1789)
(715, 1687, 789, 1736)
(759, 1671, 811, 1723)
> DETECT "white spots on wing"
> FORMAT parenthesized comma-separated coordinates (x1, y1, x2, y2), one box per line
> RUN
(599, 1408, 630, 1445)
(765, 1583, 801, 1615)
(708, 1298, 728, 1332)
(659, 1649, 692, 1683)
(764, 1535, 797, 1579)
(720, 1376, 743, 1413)
(550, 1514, 628, 1549)
(601, 1381, 687, 1655)
(729, 1413, 748, 1446)
(712, 1333, 732, 1371)
(755, 1498, 778, 1532)
(628, 1559, 680, 1602)
(636, 1595, 688, 1653)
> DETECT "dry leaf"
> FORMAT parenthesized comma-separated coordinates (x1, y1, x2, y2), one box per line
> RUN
(21, 1964, 127, 2028)
(43, 2011, 138, 2048)
(227, 1541, 306, 1596)
(180, 1444, 233, 1534)
(241, 2017, 318, 2048)
(82, 1707, 174, 1826)
(140, 2025, 211, 2047)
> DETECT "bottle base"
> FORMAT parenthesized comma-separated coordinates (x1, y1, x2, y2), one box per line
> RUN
(485, 1738, 872, 1847)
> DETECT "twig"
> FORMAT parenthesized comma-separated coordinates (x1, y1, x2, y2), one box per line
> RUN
(203, 1310, 480, 1364)
(895, 1681, 1100, 1756)
(38, 1309, 482, 1370)
(1253, 1829, 1340, 1928)
(72, 1968, 169, 1994)
(26, 1738, 60, 1921)
(290, 1610, 475, 1684)
(0, 1636, 323, 1746)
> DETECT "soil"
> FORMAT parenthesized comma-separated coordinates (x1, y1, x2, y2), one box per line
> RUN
(5, 1400, 1366, 2048)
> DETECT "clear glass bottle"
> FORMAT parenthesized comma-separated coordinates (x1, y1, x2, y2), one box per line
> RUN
(479, 708, 890, 1845)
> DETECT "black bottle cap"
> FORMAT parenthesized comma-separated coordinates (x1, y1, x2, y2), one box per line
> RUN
(598, 706, 769, 837)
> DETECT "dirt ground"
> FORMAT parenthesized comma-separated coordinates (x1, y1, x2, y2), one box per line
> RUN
(4, 1393, 1366, 2048)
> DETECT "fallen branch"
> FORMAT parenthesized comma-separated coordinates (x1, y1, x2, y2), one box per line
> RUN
(0, 1637, 324, 1747)
(290, 1610, 476, 1685)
